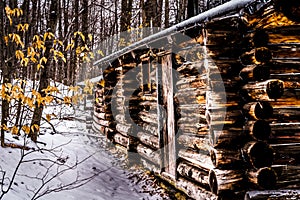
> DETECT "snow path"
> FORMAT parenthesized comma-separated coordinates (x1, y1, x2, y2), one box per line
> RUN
(0, 119, 166, 200)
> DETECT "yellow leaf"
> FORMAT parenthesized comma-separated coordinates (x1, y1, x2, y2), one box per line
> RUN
(97, 50, 104, 57)
(88, 34, 93, 41)
(65, 43, 73, 51)
(30, 57, 38, 63)
(46, 114, 51, 122)
(33, 35, 40, 42)
(15, 50, 24, 60)
(37, 64, 44, 70)
(98, 79, 105, 87)
(43, 32, 49, 41)
(1, 124, 9, 131)
(64, 96, 72, 105)
(31, 124, 40, 133)
(40, 57, 47, 64)
(22, 125, 30, 134)
(11, 126, 19, 135)
(21, 58, 29, 66)
(4, 36, 9, 45)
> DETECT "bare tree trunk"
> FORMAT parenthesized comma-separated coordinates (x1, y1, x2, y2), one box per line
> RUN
(29, 0, 58, 142)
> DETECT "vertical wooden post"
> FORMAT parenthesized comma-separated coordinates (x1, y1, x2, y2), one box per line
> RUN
(161, 53, 177, 180)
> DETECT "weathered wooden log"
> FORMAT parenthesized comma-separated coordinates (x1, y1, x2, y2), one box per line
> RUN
(240, 65, 270, 81)
(138, 122, 158, 136)
(272, 165, 300, 188)
(92, 121, 106, 135)
(242, 79, 285, 101)
(178, 116, 206, 126)
(176, 76, 207, 90)
(176, 62, 206, 77)
(177, 162, 210, 187)
(116, 123, 131, 136)
(138, 111, 158, 124)
(206, 108, 245, 128)
(210, 148, 244, 169)
(93, 112, 112, 120)
(271, 46, 300, 60)
(179, 104, 206, 117)
(208, 79, 242, 92)
(113, 133, 129, 148)
(269, 123, 300, 143)
(176, 177, 218, 200)
(240, 47, 272, 65)
(206, 91, 242, 108)
(243, 101, 273, 120)
(274, 0, 300, 22)
(269, 61, 300, 75)
(178, 149, 213, 171)
(136, 144, 161, 166)
(209, 128, 249, 148)
(93, 115, 113, 127)
(178, 134, 210, 152)
(245, 189, 300, 200)
(244, 120, 271, 141)
(137, 132, 160, 150)
(270, 104, 300, 122)
(242, 141, 274, 168)
(208, 169, 245, 196)
(247, 167, 277, 189)
(272, 143, 300, 165)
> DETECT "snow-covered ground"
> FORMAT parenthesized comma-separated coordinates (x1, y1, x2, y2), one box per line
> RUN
(0, 105, 171, 200)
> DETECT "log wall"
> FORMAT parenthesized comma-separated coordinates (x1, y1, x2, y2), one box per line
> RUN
(92, 1, 300, 199)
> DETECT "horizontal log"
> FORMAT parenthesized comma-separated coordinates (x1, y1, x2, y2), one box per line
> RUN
(209, 128, 249, 148)
(113, 133, 129, 148)
(210, 148, 244, 169)
(243, 101, 273, 120)
(244, 120, 271, 141)
(208, 168, 244, 195)
(271, 143, 300, 165)
(206, 91, 242, 108)
(116, 123, 132, 136)
(176, 76, 207, 90)
(240, 65, 270, 82)
(242, 79, 285, 101)
(176, 62, 206, 77)
(177, 161, 209, 187)
(136, 144, 161, 166)
(245, 189, 300, 200)
(178, 134, 210, 151)
(239, 47, 272, 65)
(206, 109, 245, 128)
(269, 104, 300, 122)
(178, 149, 213, 171)
(92, 122, 106, 135)
(247, 167, 277, 190)
(93, 115, 113, 127)
(93, 112, 112, 120)
(176, 177, 218, 200)
(138, 111, 158, 124)
(137, 132, 160, 150)
(272, 165, 300, 188)
(242, 141, 274, 169)
(138, 122, 158, 136)
(269, 123, 300, 143)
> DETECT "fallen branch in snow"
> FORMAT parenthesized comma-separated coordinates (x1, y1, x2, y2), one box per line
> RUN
(0, 138, 108, 200)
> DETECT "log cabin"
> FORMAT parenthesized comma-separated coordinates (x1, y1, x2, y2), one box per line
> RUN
(88, 0, 300, 199)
